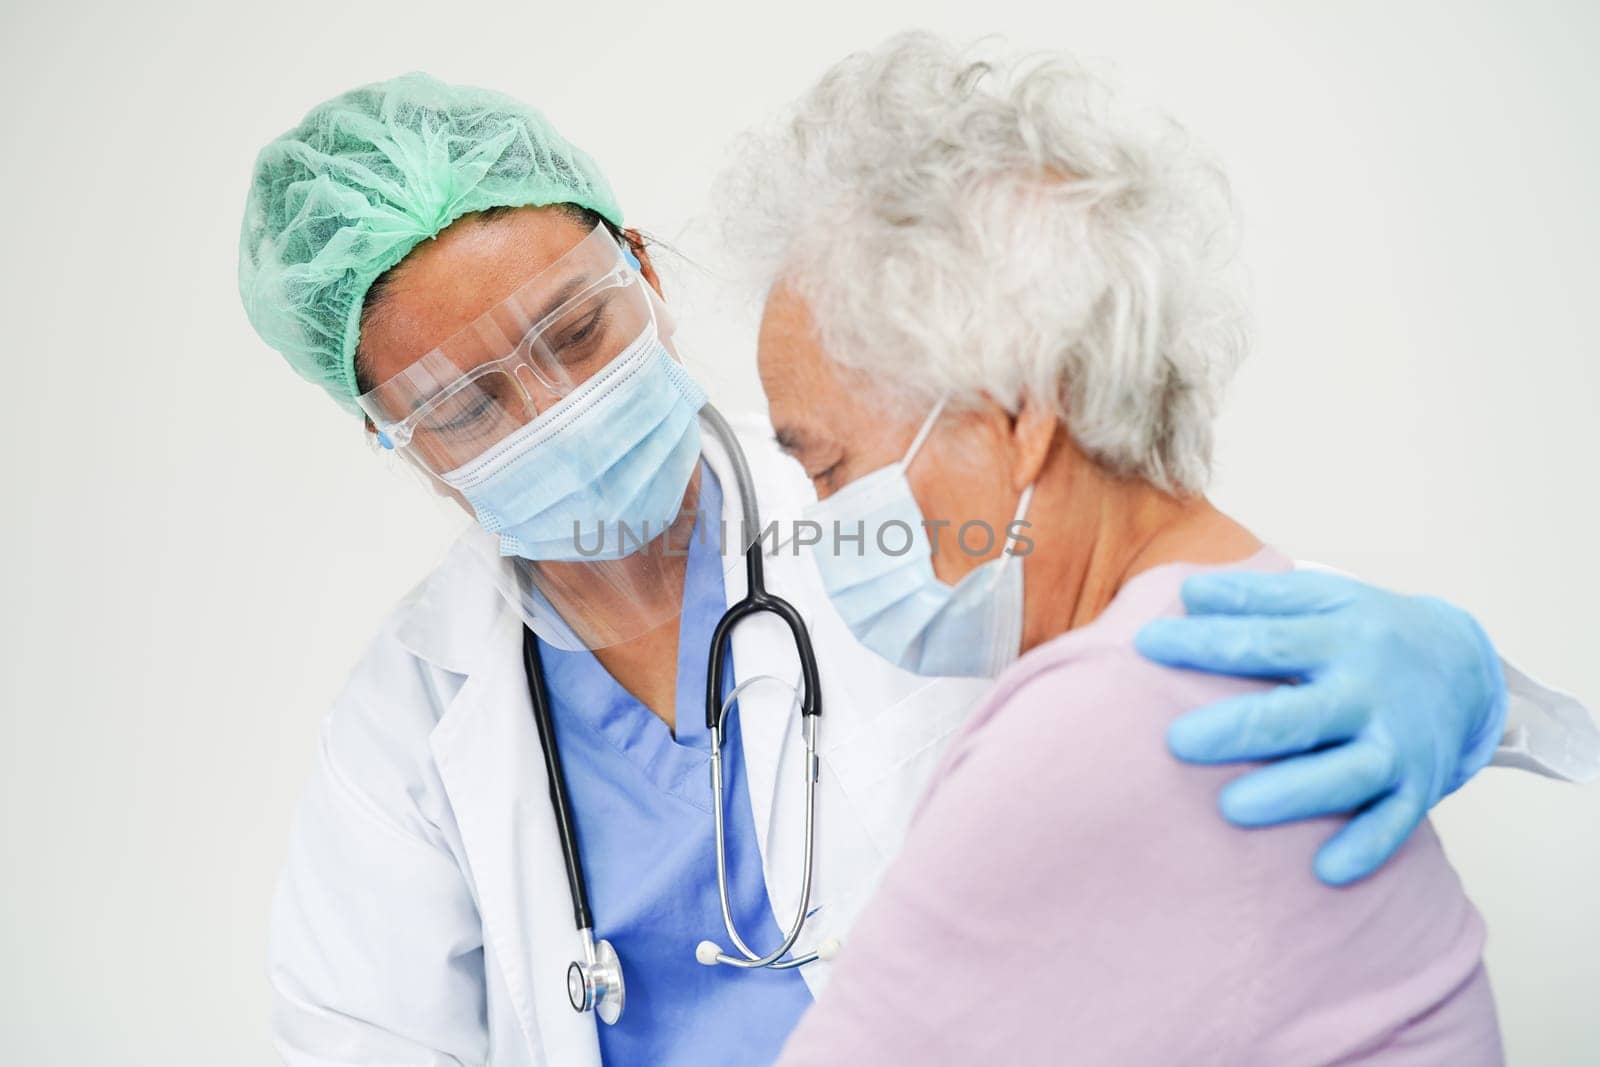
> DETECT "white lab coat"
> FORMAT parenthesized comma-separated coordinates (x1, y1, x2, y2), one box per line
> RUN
(268, 414, 1596, 1066)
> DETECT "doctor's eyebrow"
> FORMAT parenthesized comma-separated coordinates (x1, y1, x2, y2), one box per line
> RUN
(527, 273, 597, 328)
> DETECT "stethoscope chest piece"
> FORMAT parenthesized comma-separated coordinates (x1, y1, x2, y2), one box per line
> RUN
(568, 933, 624, 1025)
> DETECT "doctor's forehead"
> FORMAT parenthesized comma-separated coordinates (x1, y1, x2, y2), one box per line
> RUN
(359, 205, 594, 385)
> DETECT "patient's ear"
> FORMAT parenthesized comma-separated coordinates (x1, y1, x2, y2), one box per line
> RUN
(1009, 395, 1056, 493)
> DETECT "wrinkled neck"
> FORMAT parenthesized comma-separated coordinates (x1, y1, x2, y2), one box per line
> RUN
(1019, 441, 1259, 654)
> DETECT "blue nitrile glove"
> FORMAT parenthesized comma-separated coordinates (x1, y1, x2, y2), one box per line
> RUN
(1134, 570, 1508, 887)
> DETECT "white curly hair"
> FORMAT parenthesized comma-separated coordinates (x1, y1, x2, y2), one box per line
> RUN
(720, 32, 1250, 495)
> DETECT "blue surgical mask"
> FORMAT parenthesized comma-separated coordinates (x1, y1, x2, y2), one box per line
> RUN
(803, 401, 1034, 678)
(440, 325, 707, 561)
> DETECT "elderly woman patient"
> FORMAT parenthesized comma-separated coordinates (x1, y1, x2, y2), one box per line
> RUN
(731, 35, 1503, 1066)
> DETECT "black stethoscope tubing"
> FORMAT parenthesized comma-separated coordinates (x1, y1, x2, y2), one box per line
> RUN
(519, 403, 825, 1023)
(522, 625, 593, 933)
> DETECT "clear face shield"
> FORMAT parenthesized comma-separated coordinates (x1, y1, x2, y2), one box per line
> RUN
(358, 223, 731, 650)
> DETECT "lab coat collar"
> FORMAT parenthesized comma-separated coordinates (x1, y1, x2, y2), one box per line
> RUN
(391, 534, 518, 678)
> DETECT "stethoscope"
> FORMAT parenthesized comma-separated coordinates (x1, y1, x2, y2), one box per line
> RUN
(521, 404, 828, 1027)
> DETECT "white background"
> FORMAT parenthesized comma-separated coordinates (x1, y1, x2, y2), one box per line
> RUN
(2, 1, 1596, 1063)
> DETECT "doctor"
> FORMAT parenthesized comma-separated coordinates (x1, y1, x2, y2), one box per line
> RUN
(238, 74, 1597, 1066)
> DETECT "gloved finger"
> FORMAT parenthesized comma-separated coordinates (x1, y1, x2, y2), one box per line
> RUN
(1178, 570, 1362, 617)
(1215, 740, 1401, 827)
(1167, 682, 1368, 763)
(1312, 789, 1427, 887)
(1135, 614, 1338, 678)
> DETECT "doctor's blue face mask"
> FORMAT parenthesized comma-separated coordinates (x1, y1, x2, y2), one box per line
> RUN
(802, 400, 1035, 679)
(356, 223, 708, 561)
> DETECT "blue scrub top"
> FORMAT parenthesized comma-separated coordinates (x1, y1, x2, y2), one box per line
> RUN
(538, 467, 813, 1065)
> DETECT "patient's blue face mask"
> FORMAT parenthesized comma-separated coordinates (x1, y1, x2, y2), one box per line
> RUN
(802, 401, 1034, 678)
(439, 320, 707, 561)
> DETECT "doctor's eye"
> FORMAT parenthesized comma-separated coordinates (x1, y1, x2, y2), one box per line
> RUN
(559, 307, 603, 347)
(421, 374, 519, 440)
(548, 297, 616, 366)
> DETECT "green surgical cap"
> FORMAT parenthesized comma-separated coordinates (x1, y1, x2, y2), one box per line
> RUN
(238, 72, 623, 414)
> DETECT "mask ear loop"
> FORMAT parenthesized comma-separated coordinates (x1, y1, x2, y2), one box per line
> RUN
(903, 396, 1034, 555)
(1003, 485, 1035, 555)
(900, 396, 949, 474)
